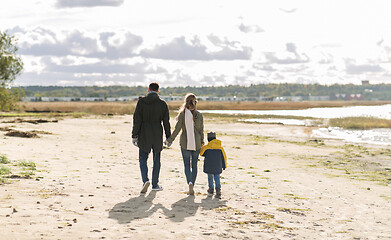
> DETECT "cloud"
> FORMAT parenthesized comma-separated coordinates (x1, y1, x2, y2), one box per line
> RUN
(99, 32, 143, 59)
(265, 43, 310, 64)
(318, 53, 334, 64)
(253, 63, 276, 72)
(141, 35, 252, 60)
(56, 0, 124, 8)
(11, 26, 255, 86)
(377, 40, 391, 63)
(281, 64, 309, 73)
(279, 8, 297, 13)
(16, 28, 142, 59)
(20, 30, 100, 56)
(16, 28, 250, 61)
(41, 57, 165, 74)
(271, 72, 286, 80)
(286, 43, 297, 53)
(162, 70, 252, 87)
(238, 23, 264, 33)
(163, 71, 197, 87)
(16, 71, 152, 86)
(6, 26, 26, 35)
(17, 57, 166, 86)
(345, 60, 383, 74)
(377, 38, 384, 46)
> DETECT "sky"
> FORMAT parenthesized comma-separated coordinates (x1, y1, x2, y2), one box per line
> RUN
(2, 0, 391, 87)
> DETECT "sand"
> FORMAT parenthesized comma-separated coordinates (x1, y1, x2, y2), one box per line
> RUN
(0, 115, 390, 239)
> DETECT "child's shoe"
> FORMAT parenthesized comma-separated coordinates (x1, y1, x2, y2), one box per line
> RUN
(215, 188, 221, 198)
(207, 188, 214, 195)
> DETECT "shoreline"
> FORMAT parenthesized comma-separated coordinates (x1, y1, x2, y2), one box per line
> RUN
(14, 100, 391, 115)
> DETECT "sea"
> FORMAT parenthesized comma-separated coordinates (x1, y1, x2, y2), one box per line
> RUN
(200, 104, 391, 146)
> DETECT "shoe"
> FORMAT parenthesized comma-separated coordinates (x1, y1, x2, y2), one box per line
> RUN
(152, 185, 163, 191)
(140, 181, 150, 193)
(188, 182, 194, 195)
(215, 188, 221, 198)
(207, 188, 214, 195)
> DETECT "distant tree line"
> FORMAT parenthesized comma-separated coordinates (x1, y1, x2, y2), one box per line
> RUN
(16, 83, 391, 100)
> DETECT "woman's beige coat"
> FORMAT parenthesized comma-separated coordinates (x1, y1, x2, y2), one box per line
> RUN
(167, 110, 204, 150)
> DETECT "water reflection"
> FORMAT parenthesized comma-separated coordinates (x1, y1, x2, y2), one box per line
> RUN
(313, 127, 391, 146)
(201, 104, 391, 119)
(241, 118, 312, 126)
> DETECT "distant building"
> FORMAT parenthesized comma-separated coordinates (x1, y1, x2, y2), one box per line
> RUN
(23, 97, 41, 102)
(160, 96, 186, 101)
(309, 96, 330, 101)
(332, 94, 347, 100)
(23, 97, 104, 102)
(331, 93, 364, 101)
(347, 94, 364, 101)
(106, 96, 139, 102)
(362, 80, 370, 85)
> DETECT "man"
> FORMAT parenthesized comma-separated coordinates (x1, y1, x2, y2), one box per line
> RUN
(132, 82, 171, 193)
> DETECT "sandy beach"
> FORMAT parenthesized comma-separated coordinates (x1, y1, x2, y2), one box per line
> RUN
(0, 115, 390, 239)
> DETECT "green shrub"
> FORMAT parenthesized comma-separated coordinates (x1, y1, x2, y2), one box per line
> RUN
(18, 161, 36, 170)
(0, 155, 9, 164)
(0, 166, 11, 175)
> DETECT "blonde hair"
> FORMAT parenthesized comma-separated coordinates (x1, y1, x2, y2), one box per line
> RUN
(178, 93, 197, 119)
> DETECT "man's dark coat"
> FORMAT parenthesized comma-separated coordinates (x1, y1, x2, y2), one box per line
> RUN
(132, 92, 171, 153)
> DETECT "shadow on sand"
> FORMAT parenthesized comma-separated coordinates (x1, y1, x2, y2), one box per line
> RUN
(108, 191, 159, 224)
(160, 195, 227, 222)
(109, 192, 226, 224)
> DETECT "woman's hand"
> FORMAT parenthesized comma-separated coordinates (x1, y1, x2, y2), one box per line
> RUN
(164, 139, 172, 147)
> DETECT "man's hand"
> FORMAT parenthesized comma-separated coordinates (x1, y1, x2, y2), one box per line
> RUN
(132, 138, 138, 147)
(164, 139, 172, 147)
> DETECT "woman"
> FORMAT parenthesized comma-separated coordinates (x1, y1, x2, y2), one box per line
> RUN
(166, 93, 204, 195)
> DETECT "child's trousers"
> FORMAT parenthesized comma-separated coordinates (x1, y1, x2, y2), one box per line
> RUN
(207, 173, 221, 189)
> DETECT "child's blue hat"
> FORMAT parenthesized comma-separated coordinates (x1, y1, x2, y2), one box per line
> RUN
(207, 132, 216, 139)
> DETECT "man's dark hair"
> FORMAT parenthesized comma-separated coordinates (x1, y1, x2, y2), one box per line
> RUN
(149, 82, 159, 92)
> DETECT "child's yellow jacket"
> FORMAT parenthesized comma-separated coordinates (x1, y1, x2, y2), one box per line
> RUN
(200, 139, 227, 174)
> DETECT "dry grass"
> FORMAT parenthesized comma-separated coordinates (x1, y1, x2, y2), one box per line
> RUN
(329, 117, 391, 129)
(13, 100, 391, 115)
(17, 102, 136, 115)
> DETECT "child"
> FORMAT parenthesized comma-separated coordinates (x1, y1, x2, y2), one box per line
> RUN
(200, 132, 227, 198)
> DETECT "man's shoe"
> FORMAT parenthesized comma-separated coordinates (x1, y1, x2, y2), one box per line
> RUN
(140, 181, 150, 193)
(188, 182, 194, 195)
(152, 185, 163, 191)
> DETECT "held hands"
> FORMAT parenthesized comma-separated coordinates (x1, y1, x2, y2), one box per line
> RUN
(132, 138, 138, 147)
(164, 139, 172, 148)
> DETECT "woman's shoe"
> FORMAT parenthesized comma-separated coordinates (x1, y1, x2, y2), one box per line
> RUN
(215, 188, 221, 198)
(188, 182, 194, 195)
(207, 188, 214, 195)
(140, 181, 150, 193)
